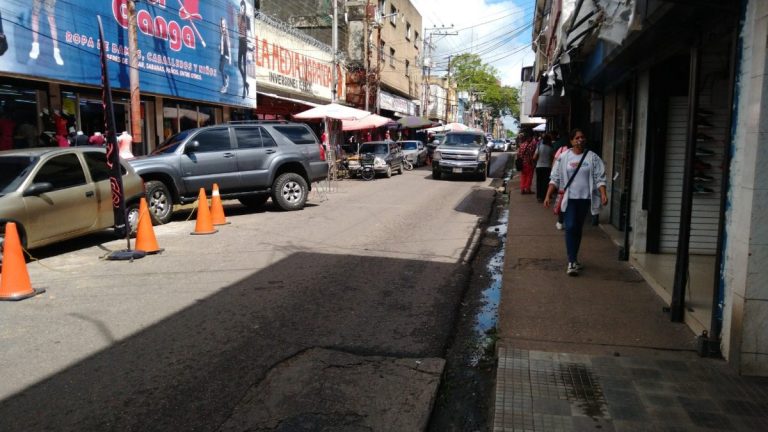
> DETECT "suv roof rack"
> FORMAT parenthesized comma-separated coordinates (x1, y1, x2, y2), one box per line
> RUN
(227, 120, 289, 124)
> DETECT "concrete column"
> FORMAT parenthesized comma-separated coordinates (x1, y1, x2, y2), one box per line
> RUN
(630, 71, 650, 253)
(723, 0, 768, 375)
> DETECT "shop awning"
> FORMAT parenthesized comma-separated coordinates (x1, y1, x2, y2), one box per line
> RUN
(422, 122, 470, 133)
(257, 91, 321, 108)
(342, 114, 395, 131)
(294, 103, 372, 121)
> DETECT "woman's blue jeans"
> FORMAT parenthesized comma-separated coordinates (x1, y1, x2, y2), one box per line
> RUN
(564, 199, 591, 263)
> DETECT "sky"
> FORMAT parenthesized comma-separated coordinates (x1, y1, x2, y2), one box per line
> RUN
(409, 0, 536, 88)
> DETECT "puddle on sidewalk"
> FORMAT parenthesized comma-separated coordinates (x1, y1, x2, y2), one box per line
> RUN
(469, 208, 507, 366)
(428, 167, 512, 431)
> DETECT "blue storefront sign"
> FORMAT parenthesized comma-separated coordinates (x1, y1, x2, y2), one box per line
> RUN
(0, 0, 256, 108)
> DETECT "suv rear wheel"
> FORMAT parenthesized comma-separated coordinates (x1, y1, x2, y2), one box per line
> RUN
(271, 173, 307, 211)
(145, 180, 173, 225)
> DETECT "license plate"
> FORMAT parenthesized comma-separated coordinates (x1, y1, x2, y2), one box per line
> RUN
(452, 168, 462, 174)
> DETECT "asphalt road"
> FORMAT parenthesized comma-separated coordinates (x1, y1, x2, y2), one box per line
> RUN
(0, 154, 509, 431)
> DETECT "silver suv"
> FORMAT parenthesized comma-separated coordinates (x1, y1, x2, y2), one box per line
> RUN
(431, 131, 490, 181)
(128, 121, 328, 224)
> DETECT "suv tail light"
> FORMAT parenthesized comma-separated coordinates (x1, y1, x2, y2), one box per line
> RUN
(318, 143, 326, 161)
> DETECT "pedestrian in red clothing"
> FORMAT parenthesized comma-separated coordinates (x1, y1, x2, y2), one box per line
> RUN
(518, 135, 536, 194)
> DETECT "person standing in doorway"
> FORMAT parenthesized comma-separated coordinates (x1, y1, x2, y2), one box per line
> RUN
(544, 129, 608, 276)
(533, 134, 554, 202)
(237, 0, 251, 98)
(30, 0, 64, 66)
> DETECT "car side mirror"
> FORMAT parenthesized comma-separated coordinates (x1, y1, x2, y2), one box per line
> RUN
(185, 141, 200, 153)
(23, 182, 53, 196)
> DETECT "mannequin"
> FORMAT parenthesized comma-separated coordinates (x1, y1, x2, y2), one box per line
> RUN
(89, 131, 105, 146)
(118, 131, 134, 159)
(73, 130, 89, 146)
(53, 109, 67, 137)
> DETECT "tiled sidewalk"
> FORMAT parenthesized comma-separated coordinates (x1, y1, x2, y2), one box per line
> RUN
(494, 345, 768, 431)
(493, 177, 768, 431)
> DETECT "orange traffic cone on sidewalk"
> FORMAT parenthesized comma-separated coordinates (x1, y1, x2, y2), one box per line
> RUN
(191, 188, 218, 235)
(135, 198, 163, 254)
(0, 222, 45, 301)
(210, 183, 230, 226)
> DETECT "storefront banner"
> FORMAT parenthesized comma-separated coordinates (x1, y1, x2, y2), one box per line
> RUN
(379, 91, 414, 115)
(97, 16, 126, 233)
(253, 16, 340, 102)
(0, 0, 256, 108)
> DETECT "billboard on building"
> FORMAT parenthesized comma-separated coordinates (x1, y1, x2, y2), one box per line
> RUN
(0, 0, 257, 108)
(252, 14, 341, 102)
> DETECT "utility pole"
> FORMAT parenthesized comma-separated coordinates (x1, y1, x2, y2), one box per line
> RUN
(128, 0, 141, 147)
(364, 0, 371, 111)
(421, 26, 456, 119)
(331, 0, 339, 102)
(444, 55, 452, 123)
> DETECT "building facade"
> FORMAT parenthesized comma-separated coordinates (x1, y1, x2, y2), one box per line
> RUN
(261, 0, 422, 117)
(527, 0, 768, 375)
(0, 0, 265, 154)
(0, 0, 343, 155)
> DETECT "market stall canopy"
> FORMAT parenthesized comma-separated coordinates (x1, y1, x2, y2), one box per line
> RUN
(293, 103, 372, 121)
(422, 122, 470, 133)
(396, 115, 434, 129)
(342, 114, 395, 131)
(533, 123, 546, 132)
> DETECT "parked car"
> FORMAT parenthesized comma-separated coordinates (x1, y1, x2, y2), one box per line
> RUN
(0, 147, 145, 254)
(346, 141, 404, 178)
(128, 121, 328, 224)
(398, 140, 427, 167)
(491, 139, 509, 152)
(431, 131, 491, 181)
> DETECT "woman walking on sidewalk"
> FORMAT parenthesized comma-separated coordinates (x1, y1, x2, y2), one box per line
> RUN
(533, 134, 554, 202)
(518, 134, 537, 194)
(543, 129, 608, 276)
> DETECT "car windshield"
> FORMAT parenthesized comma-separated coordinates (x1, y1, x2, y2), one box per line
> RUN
(0, 156, 37, 195)
(152, 130, 195, 154)
(359, 143, 388, 154)
(401, 142, 418, 150)
(443, 134, 483, 147)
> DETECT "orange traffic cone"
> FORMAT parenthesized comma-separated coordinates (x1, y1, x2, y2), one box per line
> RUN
(0, 222, 45, 301)
(191, 188, 218, 235)
(210, 183, 230, 226)
(135, 198, 163, 254)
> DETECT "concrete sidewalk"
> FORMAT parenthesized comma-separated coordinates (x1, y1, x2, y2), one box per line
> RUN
(492, 178, 768, 431)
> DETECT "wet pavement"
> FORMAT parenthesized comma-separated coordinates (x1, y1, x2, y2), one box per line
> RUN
(493, 175, 768, 431)
(427, 159, 513, 432)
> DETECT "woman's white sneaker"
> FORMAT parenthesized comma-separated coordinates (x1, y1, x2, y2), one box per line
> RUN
(567, 263, 579, 276)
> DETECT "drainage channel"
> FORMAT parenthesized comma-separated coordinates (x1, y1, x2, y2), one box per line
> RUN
(428, 169, 511, 432)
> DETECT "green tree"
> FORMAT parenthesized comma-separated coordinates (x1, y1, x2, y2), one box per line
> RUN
(450, 54, 520, 122)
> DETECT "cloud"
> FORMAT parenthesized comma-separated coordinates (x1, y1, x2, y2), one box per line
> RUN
(409, 0, 534, 88)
